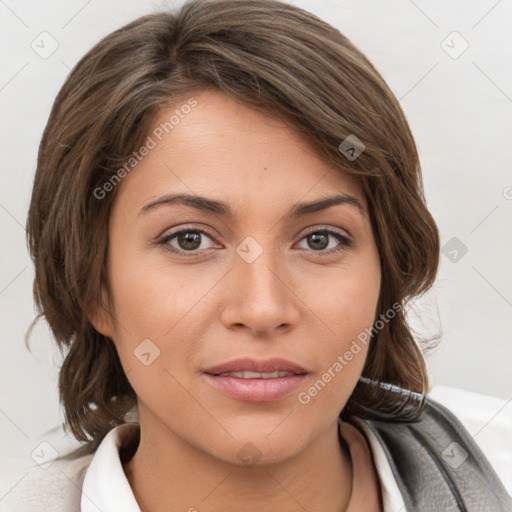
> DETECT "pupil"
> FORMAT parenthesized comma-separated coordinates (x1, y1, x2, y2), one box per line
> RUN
(309, 233, 328, 250)
(179, 231, 201, 250)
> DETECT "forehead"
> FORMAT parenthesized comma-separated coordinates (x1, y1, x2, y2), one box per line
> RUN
(113, 88, 367, 219)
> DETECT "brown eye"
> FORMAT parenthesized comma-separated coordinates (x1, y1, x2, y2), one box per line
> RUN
(176, 231, 202, 251)
(307, 232, 329, 250)
(298, 228, 352, 254)
(158, 228, 218, 255)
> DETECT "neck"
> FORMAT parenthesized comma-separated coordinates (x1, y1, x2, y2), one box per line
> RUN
(123, 412, 353, 512)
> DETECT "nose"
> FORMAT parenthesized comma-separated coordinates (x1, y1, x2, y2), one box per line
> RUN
(220, 243, 301, 337)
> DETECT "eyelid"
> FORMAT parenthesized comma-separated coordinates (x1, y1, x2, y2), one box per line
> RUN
(300, 224, 351, 239)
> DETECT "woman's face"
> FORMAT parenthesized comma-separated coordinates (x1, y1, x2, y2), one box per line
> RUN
(93, 88, 381, 465)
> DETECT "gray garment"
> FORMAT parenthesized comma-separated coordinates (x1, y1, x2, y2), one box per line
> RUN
(363, 395, 512, 511)
(3, 388, 511, 511)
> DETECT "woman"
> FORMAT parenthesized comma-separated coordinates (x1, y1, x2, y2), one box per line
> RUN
(13, 0, 511, 510)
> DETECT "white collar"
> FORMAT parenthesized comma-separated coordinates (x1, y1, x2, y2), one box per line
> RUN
(81, 420, 405, 512)
(81, 423, 141, 512)
(349, 418, 406, 512)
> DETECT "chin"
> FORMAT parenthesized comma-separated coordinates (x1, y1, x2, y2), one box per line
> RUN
(208, 428, 309, 468)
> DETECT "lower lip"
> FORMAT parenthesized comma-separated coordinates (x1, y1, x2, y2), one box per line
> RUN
(203, 373, 307, 402)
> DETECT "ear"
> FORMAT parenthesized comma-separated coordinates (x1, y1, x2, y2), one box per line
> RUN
(87, 284, 115, 338)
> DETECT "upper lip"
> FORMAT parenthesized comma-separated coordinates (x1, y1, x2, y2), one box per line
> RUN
(204, 358, 308, 375)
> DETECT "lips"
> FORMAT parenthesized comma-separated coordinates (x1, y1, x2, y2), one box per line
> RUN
(203, 357, 308, 402)
(216, 370, 295, 379)
(204, 357, 308, 376)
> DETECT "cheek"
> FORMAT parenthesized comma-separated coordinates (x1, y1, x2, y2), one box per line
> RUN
(107, 238, 209, 339)
(299, 255, 380, 404)
(308, 253, 381, 348)
(104, 241, 215, 395)
(297, 306, 374, 414)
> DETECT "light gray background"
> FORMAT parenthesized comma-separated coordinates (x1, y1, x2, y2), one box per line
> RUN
(1, 0, 511, 501)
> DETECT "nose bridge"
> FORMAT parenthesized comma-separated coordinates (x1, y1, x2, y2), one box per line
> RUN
(222, 235, 298, 334)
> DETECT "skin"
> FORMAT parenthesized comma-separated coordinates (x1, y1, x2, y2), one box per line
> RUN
(91, 88, 382, 512)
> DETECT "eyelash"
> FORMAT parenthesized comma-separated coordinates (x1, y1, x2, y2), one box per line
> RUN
(155, 226, 353, 257)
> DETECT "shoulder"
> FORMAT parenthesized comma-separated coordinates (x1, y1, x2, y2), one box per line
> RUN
(1, 453, 93, 512)
(360, 393, 512, 511)
(3, 423, 141, 512)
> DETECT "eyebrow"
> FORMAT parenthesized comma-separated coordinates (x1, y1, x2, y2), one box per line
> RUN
(140, 192, 365, 219)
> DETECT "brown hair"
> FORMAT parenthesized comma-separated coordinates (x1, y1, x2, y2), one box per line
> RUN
(26, 0, 440, 456)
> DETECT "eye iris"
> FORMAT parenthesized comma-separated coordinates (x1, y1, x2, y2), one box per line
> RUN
(308, 232, 329, 250)
(178, 231, 201, 250)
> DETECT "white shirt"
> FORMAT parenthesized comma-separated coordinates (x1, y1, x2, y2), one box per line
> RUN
(80, 420, 406, 512)
(3, 385, 509, 511)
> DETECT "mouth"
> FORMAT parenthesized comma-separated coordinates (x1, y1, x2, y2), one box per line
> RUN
(211, 370, 300, 379)
(203, 358, 308, 402)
